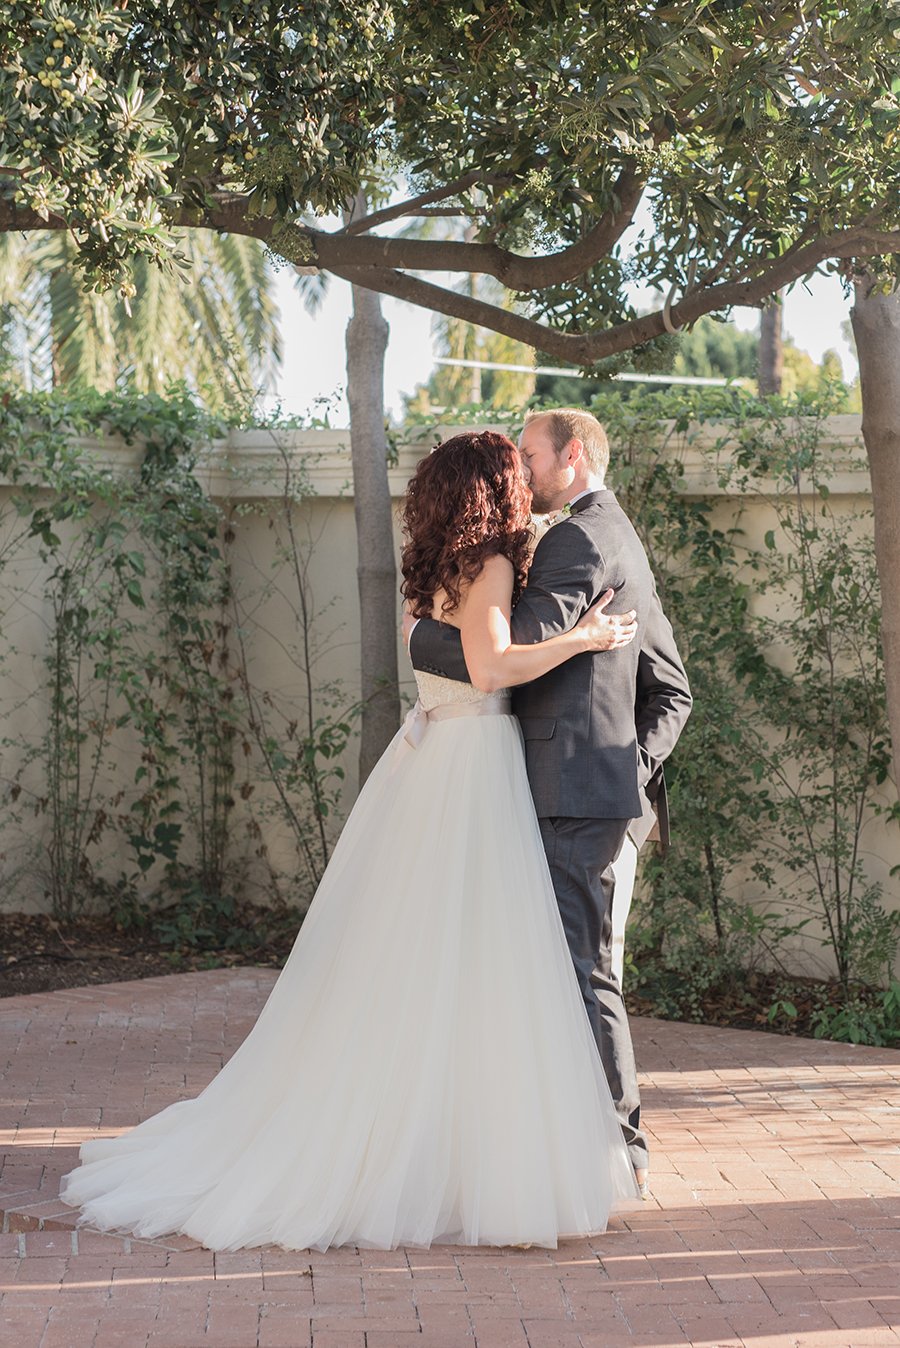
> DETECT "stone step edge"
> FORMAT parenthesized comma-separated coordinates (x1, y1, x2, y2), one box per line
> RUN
(0, 1189, 78, 1234)
(0, 1191, 201, 1251)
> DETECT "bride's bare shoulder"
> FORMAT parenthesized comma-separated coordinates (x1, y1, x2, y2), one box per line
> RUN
(458, 555, 514, 618)
(432, 555, 513, 627)
(472, 553, 514, 583)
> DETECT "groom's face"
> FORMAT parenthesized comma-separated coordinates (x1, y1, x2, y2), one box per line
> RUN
(518, 418, 573, 514)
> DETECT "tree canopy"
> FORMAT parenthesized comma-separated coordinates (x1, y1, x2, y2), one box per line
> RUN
(1, 1, 899, 366)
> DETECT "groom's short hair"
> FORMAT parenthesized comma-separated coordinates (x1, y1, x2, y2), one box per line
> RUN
(525, 408, 610, 477)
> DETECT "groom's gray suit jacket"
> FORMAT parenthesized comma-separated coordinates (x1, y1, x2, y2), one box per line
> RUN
(409, 489, 692, 848)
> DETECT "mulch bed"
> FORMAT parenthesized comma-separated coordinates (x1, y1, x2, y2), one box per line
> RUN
(0, 910, 298, 1000)
(0, 911, 889, 1047)
(627, 975, 843, 1037)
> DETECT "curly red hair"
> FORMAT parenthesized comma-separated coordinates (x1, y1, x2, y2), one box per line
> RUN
(401, 431, 532, 620)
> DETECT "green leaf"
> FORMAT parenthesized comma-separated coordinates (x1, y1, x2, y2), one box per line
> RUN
(126, 579, 145, 608)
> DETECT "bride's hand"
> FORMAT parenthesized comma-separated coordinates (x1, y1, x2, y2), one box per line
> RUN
(576, 590, 638, 651)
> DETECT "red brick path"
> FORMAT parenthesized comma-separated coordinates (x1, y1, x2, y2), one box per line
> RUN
(2, 969, 899, 1347)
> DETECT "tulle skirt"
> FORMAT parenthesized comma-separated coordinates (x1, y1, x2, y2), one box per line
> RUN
(59, 711, 638, 1251)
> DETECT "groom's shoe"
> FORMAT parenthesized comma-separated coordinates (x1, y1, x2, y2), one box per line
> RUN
(634, 1167, 651, 1200)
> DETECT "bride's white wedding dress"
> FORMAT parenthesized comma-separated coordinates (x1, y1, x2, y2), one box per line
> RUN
(60, 671, 638, 1251)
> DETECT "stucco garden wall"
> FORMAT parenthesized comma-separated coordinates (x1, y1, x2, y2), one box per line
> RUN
(0, 416, 895, 978)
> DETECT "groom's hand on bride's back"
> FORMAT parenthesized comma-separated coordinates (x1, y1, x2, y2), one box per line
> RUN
(576, 590, 638, 651)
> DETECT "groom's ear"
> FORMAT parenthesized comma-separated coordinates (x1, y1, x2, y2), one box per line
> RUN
(566, 437, 585, 467)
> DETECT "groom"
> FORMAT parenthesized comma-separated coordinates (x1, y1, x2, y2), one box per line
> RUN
(405, 408, 692, 1192)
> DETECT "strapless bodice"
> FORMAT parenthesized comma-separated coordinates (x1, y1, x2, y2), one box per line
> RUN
(414, 671, 510, 712)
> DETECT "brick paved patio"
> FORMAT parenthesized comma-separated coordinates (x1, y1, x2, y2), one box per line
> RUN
(1, 968, 899, 1348)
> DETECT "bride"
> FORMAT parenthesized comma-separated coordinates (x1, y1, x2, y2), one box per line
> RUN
(59, 429, 640, 1252)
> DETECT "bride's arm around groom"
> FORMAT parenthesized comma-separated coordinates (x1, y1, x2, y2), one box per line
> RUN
(407, 484, 691, 851)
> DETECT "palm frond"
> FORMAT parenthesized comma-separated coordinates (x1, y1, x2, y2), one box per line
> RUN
(294, 267, 331, 318)
(0, 230, 281, 408)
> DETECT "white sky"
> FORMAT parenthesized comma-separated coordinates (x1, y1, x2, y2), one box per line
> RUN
(266, 257, 857, 427)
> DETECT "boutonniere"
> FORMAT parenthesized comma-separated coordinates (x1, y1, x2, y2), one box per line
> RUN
(530, 502, 572, 544)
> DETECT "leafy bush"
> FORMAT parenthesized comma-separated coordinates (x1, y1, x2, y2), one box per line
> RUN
(0, 383, 353, 934)
(588, 386, 897, 1026)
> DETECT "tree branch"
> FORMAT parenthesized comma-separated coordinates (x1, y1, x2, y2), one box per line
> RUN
(330, 226, 900, 365)
(339, 171, 515, 235)
(3, 161, 640, 292)
(413, 207, 469, 217)
(0, 199, 69, 232)
(299, 163, 647, 288)
(689, 225, 820, 303)
(3, 193, 898, 369)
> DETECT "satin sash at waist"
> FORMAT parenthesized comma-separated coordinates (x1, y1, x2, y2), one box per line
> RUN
(401, 692, 512, 749)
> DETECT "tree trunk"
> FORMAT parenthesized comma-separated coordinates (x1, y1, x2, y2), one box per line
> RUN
(465, 229, 483, 403)
(468, 348, 482, 404)
(345, 197, 400, 786)
(758, 290, 784, 395)
(851, 274, 900, 798)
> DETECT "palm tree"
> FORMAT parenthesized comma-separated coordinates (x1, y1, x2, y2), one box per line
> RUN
(0, 231, 280, 410)
(401, 218, 536, 415)
(406, 289, 537, 414)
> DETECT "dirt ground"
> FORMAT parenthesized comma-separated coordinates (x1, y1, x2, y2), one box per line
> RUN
(0, 910, 295, 1000)
(2, 910, 884, 1049)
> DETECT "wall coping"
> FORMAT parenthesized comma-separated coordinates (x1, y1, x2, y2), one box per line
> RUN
(0, 415, 872, 501)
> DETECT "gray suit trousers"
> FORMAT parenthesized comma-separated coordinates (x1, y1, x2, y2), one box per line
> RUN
(538, 814, 649, 1170)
